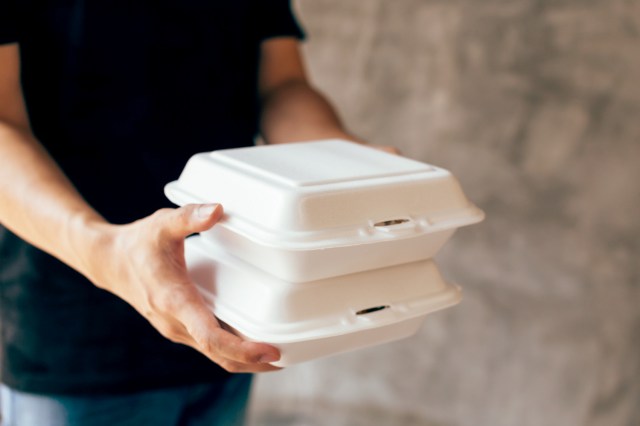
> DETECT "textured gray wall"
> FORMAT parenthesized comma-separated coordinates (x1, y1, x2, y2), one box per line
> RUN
(249, 1, 640, 425)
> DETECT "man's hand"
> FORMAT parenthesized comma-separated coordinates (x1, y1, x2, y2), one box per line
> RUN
(1, 43, 280, 374)
(84, 203, 282, 373)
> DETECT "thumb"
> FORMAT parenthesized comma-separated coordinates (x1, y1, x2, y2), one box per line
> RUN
(163, 203, 224, 239)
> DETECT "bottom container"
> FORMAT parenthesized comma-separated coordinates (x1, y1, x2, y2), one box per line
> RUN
(185, 236, 462, 366)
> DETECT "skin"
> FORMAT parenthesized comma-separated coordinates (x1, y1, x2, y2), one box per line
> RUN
(0, 37, 395, 374)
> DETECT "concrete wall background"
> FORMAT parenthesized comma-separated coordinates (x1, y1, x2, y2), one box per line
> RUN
(249, 1, 640, 425)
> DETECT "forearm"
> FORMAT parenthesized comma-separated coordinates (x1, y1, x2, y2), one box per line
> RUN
(0, 42, 281, 370)
(260, 79, 359, 144)
(0, 121, 107, 278)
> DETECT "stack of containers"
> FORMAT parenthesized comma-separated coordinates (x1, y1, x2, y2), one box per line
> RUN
(165, 140, 484, 366)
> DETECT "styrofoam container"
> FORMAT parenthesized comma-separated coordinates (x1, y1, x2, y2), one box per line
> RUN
(167, 139, 484, 282)
(185, 236, 462, 366)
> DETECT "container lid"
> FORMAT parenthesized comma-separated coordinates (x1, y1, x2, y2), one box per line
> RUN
(166, 140, 484, 249)
(186, 236, 462, 344)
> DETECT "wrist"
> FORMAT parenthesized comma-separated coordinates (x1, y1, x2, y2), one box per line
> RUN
(66, 211, 117, 286)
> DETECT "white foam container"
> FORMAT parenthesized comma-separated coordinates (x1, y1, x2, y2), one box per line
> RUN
(185, 236, 462, 366)
(167, 140, 484, 282)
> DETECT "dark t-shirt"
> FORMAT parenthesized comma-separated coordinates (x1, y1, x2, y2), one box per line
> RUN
(0, 0, 303, 394)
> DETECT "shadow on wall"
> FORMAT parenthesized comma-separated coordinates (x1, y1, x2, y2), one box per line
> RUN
(249, 0, 640, 426)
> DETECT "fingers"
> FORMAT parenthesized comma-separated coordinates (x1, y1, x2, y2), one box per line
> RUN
(158, 203, 224, 239)
(140, 204, 283, 372)
(106, 205, 280, 374)
(152, 311, 281, 373)
(178, 295, 282, 363)
(195, 331, 283, 373)
(158, 284, 282, 372)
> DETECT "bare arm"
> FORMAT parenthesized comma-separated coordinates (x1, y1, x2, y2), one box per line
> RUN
(258, 38, 360, 144)
(0, 44, 105, 277)
(258, 37, 398, 155)
(0, 43, 280, 372)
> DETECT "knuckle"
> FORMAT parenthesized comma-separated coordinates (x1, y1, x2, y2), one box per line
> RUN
(154, 208, 186, 233)
(153, 286, 191, 313)
(160, 286, 191, 312)
(147, 209, 173, 237)
(151, 208, 173, 221)
(155, 322, 181, 342)
(200, 337, 222, 357)
(156, 206, 193, 237)
(177, 206, 195, 226)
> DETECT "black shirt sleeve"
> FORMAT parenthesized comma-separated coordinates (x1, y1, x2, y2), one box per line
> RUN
(254, 0, 305, 41)
(0, 0, 19, 44)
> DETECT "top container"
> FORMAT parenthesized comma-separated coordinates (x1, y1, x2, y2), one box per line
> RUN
(165, 140, 484, 282)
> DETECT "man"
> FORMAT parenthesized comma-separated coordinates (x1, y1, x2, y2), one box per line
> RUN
(0, 1, 365, 424)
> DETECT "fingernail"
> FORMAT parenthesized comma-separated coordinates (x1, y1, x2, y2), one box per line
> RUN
(196, 204, 218, 219)
(259, 353, 280, 363)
